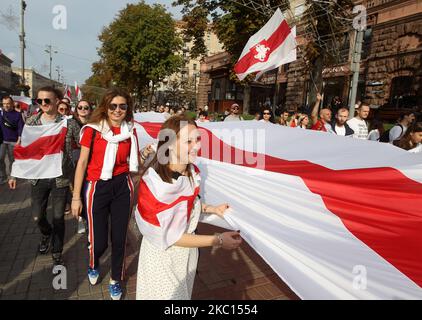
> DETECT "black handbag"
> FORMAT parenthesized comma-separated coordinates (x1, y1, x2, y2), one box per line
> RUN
(2, 113, 18, 131)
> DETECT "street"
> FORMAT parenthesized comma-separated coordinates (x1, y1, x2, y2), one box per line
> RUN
(0, 179, 297, 300)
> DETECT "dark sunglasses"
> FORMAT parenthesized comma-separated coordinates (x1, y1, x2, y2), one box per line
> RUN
(109, 103, 128, 111)
(77, 106, 90, 111)
(263, 112, 271, 115)
(36, 98, 52, 105)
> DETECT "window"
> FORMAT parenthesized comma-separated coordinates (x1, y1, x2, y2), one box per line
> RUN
(214, 82, 221, 100)
(390, 76, 418, 108)
(361, 28, 372, 60)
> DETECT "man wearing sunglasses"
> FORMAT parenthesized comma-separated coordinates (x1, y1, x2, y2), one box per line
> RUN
(8, 86, 80, 267)
(0, 96, 24, 184)
(224, 103, 244, 122)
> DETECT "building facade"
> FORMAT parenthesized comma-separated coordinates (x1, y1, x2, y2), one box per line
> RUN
(12, 67, 63, 98)
(156, 21, 224, 108)
(0, 52, 14, 97)
(285, 0, 422, 111)
(198, 0, 422, 116)
(198, 52, 285, 114)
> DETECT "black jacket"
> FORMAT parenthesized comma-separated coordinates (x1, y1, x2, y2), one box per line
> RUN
(330, 121, 354, 136)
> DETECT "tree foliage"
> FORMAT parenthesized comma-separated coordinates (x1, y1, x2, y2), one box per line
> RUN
(174, 1, 288, 65)
(86, 1, 183, 102)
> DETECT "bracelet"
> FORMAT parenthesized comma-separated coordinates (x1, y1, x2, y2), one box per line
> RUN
(214, 233, 223, 248)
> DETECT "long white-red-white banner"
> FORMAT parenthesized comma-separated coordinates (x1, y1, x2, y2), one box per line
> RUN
(11, 120, 67, 179)
(134, 117, 422, 300)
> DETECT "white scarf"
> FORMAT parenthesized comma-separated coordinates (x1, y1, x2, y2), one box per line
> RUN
(80, 120, 139, 180)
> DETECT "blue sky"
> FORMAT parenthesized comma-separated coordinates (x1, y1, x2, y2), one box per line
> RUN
(0, 0, 183, 85)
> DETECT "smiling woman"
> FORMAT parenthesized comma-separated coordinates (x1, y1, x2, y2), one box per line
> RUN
(88, 88, 133, 126)
(135, 115, 242, 300)
(71, 87, 139, 300)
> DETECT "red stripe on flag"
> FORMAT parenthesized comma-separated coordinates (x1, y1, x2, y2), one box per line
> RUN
(234, 20, 291, 75)
(13, 127, 67, 160)
(135, 121, 161, 139)
(137, 178, 200, 226)
(140, 122, 422, 287)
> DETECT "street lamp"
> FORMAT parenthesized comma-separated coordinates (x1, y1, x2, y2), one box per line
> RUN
(45, 45, 58, 80)
(20, 0, 27, 95)
(55, 65, 63, 84)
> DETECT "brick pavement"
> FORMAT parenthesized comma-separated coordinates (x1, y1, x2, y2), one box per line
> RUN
(0, 179, 298, 300)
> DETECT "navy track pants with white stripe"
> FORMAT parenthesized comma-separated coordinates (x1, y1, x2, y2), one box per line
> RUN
(84, 173, 134, 281)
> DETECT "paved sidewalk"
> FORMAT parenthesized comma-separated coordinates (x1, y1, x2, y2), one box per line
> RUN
(0, 180, 298, 300)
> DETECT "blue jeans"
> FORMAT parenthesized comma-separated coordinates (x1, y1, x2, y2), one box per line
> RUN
(0, 142, 15, 180)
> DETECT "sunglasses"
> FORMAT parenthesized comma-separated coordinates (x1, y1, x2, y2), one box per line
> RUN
(108, 103, 128, 111)
(58, 107, 67, 112)
(263, 112, 271, 115)
(77, 106, 90, 111)
(36, 98, 52, 105)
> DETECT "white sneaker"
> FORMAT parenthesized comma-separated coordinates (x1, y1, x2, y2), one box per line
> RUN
(88, 268, 99, 285)
(109, 281, 122, 300)
(77, 217, 86, 234)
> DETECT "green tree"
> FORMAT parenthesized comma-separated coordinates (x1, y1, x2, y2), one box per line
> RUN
(82, 60, 112, 103)
(89, 1, 183, 106)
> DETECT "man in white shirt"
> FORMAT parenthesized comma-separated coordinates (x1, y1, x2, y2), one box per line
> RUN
(389, 111, 415, 143)
(327, 108, 354, 137)
(346, 103, 370, 139)
(224, 103, 244, 121)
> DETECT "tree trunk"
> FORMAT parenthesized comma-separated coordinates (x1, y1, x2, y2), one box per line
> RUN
(243, 83, 251, 115)
(137, 87, 143, 107)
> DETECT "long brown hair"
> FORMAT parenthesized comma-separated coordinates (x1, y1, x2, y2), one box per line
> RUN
(395, 122, 422, 150)
(88, 88, 133, 125)
(142, 115, 198, 184)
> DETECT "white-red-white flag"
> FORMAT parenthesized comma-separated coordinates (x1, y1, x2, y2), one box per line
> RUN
(10, 95, 32, 111)
(135, 166, 201, 250)
(63, 84, 72, 101)
(234, 8, 297, 81)
(134, 121, 422, 299)
(74, 81, 82, 101)
(11, 120, 67, 179)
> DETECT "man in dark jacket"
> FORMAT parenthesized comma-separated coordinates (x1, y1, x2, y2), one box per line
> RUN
(328, 108, 354, 137)
(0, 96, 24, 183)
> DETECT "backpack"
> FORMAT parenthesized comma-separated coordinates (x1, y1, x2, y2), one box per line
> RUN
(379, 124, 403, 143)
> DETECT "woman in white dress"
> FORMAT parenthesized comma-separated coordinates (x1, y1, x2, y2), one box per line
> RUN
(135, 115, 242, 300)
